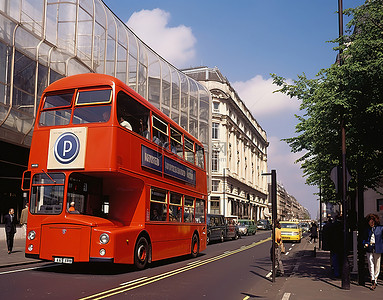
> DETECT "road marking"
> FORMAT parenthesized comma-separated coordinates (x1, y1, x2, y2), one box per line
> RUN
(79, 237, 272, 300)
(120, 277, 147, 286)
(282, 292, 291, 300)
(186, 260, 201, 265)
(266, 271, 272, 278)
(242, 296, 250, 300)
(0, 264, 54, 275)
(285, 252, 290, 255)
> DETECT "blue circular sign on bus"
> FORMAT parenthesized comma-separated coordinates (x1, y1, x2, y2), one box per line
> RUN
(54, 132, 80, 164)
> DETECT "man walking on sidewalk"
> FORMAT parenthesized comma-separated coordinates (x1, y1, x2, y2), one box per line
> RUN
(20, 204, 28, 238)
(4, 208, 17, 254)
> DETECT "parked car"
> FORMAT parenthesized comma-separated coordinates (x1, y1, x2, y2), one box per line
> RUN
(280, 221, 302, 243)
(238, 219, 257, 235)
(257, 219, 272, 230)
(225, 217, 240, 240)
(207, 214, 226, 244)
(299, 222, 310, 233)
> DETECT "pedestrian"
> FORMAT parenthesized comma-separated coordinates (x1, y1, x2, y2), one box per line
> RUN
(274, 220, 285, 276)
(4, 208, 17, 254)
(309, 222, 318, 244)
(363, 213, 383, 291)
(327, 215, 343, 278)
(20, 204, 28, 238)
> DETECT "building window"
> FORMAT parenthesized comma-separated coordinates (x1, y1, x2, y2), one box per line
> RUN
(212, 180, 220, 191)
(210, 196, 220, 214)
(213, 102, 220, 112)
(212, 150, 219, 172)
(212, 122, 219, 139)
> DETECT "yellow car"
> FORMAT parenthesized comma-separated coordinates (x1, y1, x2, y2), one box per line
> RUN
(280, 221, 302, 243)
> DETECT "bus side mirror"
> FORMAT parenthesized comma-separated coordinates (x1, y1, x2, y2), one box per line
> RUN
(22, 171, 31, 191)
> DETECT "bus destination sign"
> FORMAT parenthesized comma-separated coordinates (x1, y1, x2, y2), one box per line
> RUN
(141, 145, 196, 185)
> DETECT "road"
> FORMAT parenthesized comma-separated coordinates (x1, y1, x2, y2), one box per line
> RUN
(0, 231, 307, 299)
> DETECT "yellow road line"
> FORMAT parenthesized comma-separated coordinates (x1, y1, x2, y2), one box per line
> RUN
(79, 237, 271, 300)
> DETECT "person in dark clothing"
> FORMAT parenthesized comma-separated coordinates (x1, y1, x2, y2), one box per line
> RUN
(328, 216, 343, 278)
(309, 222, 318, 243)
(4, 208, 17, 254)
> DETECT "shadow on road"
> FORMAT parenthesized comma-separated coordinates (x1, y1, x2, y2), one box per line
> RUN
(36, 252, 207, 275)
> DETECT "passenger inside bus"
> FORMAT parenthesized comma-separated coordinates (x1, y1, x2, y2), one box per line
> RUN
(117, 91, 150, 138)
(119, 116, 132, 130)
(139, 118, 150, 139)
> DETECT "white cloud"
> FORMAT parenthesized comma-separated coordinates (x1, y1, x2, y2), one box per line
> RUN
(127, 9, 196, 68)
(232, 75, 300, 118)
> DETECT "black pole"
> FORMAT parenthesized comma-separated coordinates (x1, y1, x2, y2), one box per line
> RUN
(338, 0, 350, 290)
(223, 168, 226, 217)
(319, 183, 322, 250)
(271, 170, 277, 283)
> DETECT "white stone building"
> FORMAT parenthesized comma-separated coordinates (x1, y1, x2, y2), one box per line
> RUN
(184, 67, 269, 220)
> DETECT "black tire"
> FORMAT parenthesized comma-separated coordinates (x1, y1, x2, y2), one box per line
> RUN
(134, 236, 149, 270)
(233, 231, 239, 240)
(191, 234, 199, 258)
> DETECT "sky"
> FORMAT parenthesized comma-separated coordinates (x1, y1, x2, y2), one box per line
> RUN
(103, 0, 366, 219)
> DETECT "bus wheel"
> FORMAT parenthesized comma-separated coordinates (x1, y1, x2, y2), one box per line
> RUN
(191, 234, 199, 258)
(134, 237, 149, 270)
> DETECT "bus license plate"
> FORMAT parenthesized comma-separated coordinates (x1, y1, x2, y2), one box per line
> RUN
(54, 257, 73, 264)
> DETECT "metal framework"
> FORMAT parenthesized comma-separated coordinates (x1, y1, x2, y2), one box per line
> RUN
(0, 0, 210, 149)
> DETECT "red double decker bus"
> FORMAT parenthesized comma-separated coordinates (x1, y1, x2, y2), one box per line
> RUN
(22, 73, 207, 269)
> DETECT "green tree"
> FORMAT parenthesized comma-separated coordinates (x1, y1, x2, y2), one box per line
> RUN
(272, 0, 383, 203)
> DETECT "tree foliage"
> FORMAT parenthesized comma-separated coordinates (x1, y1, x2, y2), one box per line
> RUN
(272, 0, 383, 202)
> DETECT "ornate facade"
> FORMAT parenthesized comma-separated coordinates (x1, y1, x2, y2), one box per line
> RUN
(184, 67, 269, 220)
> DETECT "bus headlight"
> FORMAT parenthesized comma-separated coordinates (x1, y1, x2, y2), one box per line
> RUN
(99, 233, 110, 244)
(28, 230, 36, 240)
(99, 249, 106, 256)
(28, 244, 34, 251)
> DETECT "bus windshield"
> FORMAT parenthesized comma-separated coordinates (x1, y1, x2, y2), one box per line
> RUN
(39, 89, 112, 126)
(30, 173, 65, 215)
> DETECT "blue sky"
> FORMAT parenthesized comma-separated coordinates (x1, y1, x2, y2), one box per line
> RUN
(103, 0, 366, 218)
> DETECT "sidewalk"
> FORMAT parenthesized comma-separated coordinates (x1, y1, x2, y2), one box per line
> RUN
(0, 238, 39, 268)
(261, 238, 383, 299)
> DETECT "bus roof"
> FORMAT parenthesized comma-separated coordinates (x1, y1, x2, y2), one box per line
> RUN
(42, 73, 204, 147)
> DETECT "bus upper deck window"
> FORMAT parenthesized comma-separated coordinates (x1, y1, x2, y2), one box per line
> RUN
(170, 127, 183, 157)
(152, 116, 168, 148)
(196, 144, 205, 169)
(116, 91, 150, 137)
(39, 92, 74, 126)
(76, 89, 112, 105)
(73, 105, 111, 124)
(184, 137, 195, 164)
(43, 92, 74, 109)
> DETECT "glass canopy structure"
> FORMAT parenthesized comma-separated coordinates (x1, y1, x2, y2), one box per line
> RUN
(0, 0, 210, 149)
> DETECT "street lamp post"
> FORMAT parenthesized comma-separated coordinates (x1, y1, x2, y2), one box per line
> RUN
(338, 0, 350, 290)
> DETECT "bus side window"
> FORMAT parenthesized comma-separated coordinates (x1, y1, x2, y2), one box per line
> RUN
(150, 188, 167, 221)
(117, 91, 150, 137)
(195, 199, 205, 223)
(169, 193, 182, 222)
(196, 144, 205, 169)
(184, 197, 194, 223)
(152, 116, 168, 148)
(170, 127, 183, 157)
(184, 136, 195, 164)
